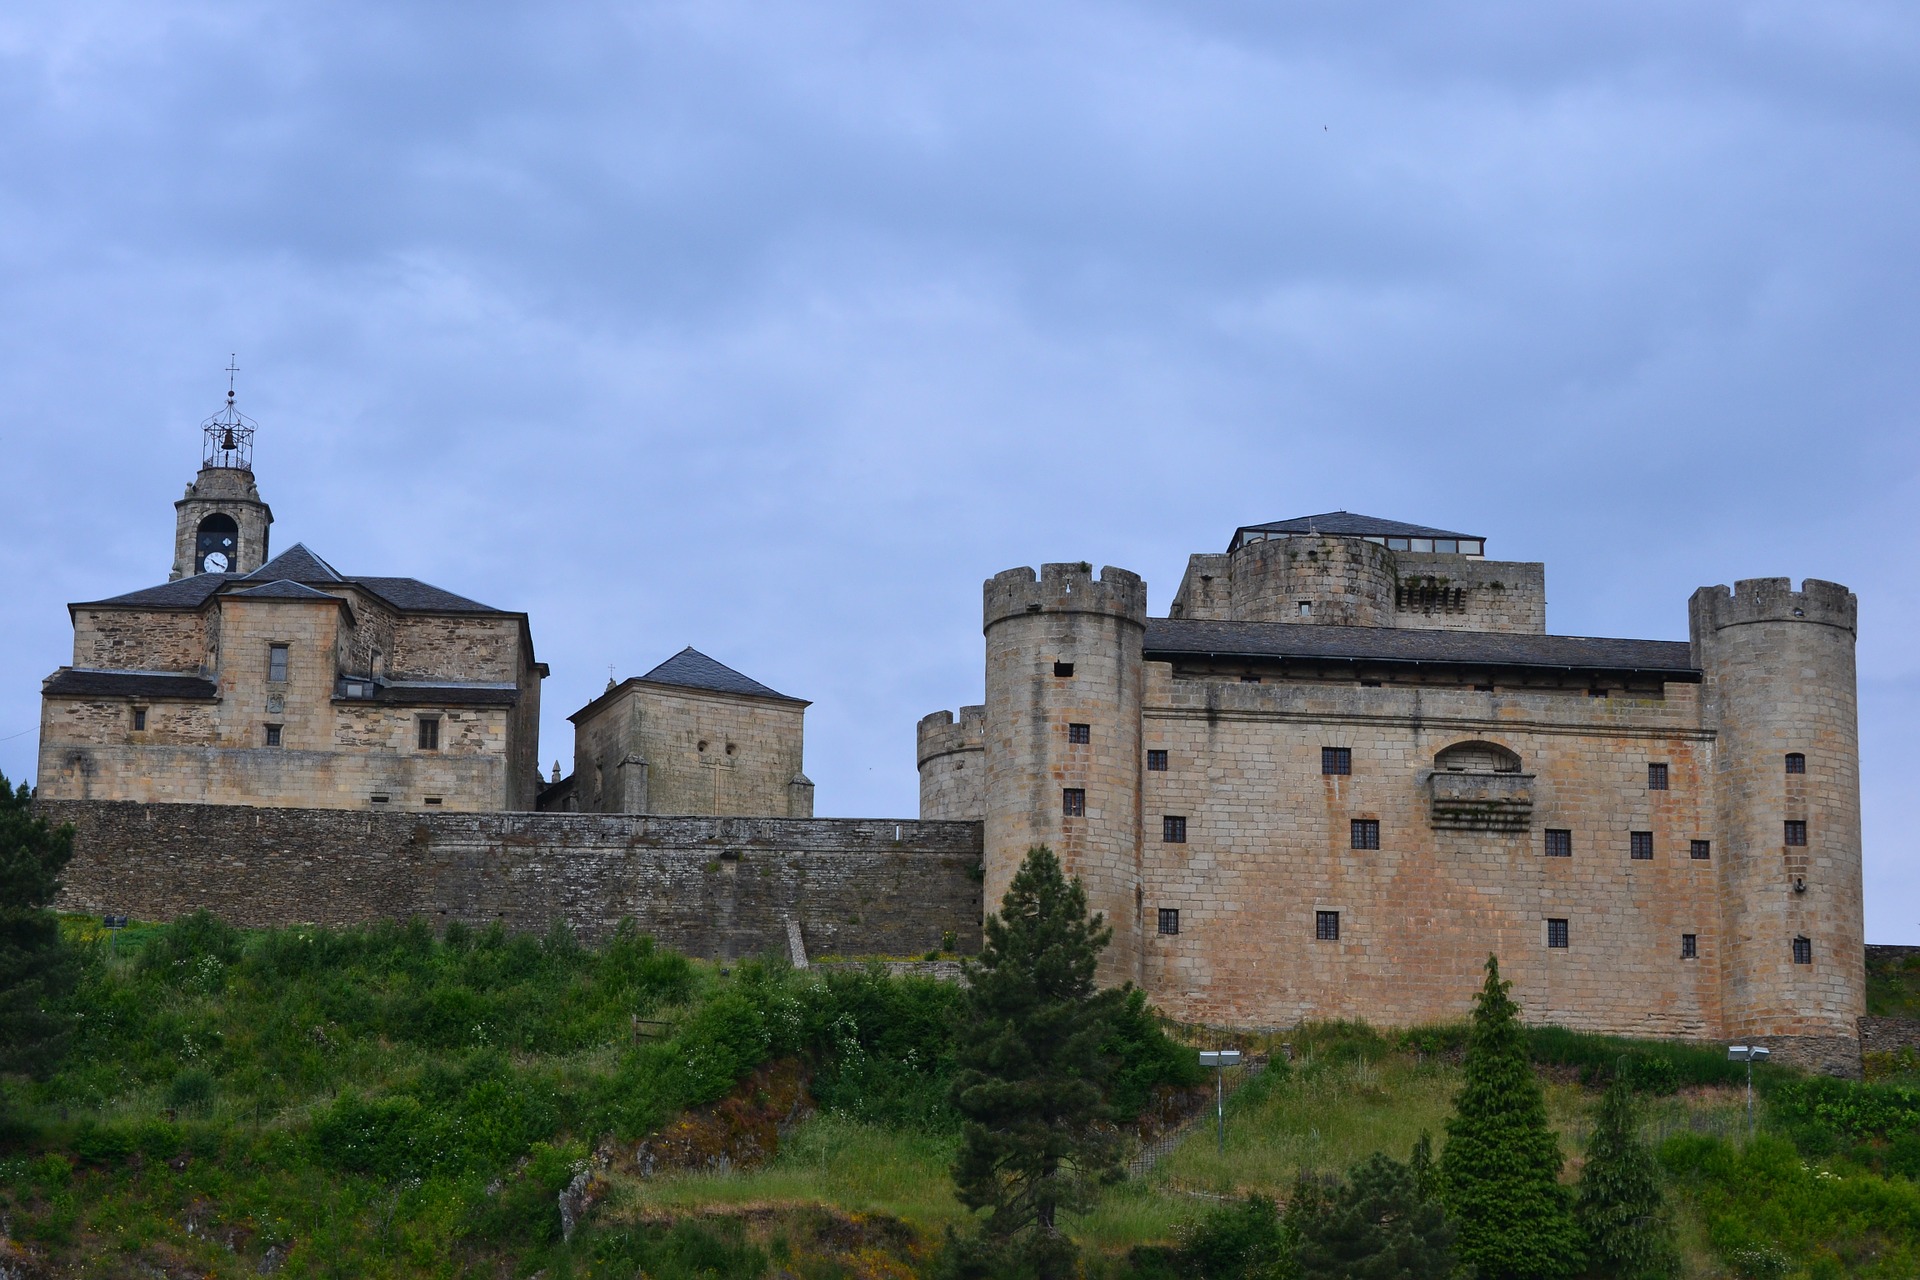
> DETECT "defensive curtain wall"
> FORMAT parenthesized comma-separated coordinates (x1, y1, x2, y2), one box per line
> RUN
(43, 801, 982, 963)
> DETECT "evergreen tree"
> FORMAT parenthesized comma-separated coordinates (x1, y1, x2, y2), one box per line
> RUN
(1295, 1150, 1456, 1280)
(1440, 955, 1583, 1280)
(947, 846, 1125, 1278)
(0, 773, 78, 1078)
(1575, 1081, 1680, 1280)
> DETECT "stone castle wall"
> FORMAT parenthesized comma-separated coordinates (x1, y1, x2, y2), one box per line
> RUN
(572, 683, 811, 818)
(42, 800, 982, 961)
(917, 705, 986, 821)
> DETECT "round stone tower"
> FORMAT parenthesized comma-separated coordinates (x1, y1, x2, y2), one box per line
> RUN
(983, 563, 1147, 984)
(1690, 577, 1864, 1053)
(1226, 534, 1396, 625)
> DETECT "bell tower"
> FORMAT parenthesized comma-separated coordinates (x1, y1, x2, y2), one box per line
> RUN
(169, 358, 273, 580)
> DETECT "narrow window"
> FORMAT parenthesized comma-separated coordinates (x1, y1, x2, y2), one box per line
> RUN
(1163, 815, 1187, 843)
(1648, 763, 1669, 790)
(1321, 747, 1352, 776)
(1587, 688, 1609, 699)
(1784, 820, 1807, 847)
(1785, 752, 1806, 775)
(1315, 910, 1340, 941)
(1792, 936, 1813, 965)
(1068, 723, 1090, 744)
(1547, 918, 1569, 949)
(1053, 661, 1075, 678)
(1681, 933, 1698, 960)
(1544, 829, 1572, 858)
(1690, 840, 1712, 860)
(1146, 749, 1168, 772)
(1350, 819, 1380, 851)
(1630, 831, 1654, 860)
(370, 794, 391, 805)
(267, 643, 289, 682)
(1157, 908, 1180, 936)
(418, 717, 441, 751)
(1239, 675, 1262, 684)
(1473, 683, 1494, 692)
(424, 796, 443, 807)
(264, 723, 283, 747)
(131, 707, 147, 731)
(1062, 788, 1085, 817)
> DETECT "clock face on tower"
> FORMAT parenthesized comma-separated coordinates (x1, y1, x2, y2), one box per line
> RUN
(200, 550, 232, 574)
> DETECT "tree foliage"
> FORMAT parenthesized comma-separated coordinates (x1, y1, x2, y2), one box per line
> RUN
(1576, 1080, 1679, 1280)
(947, 846, 1125, 1277)
(1440, 955, 1583, 1279)
(1295, 1145, 1457, 1280)
(0, 772, 78, 1079)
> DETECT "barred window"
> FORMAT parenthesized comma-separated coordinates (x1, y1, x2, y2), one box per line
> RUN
(1785, 752, 1806, 775)
(1682, 933, 1698, 960)
(418, 717, 441, 751)
(1544, 829, 1572, 858)
(1547, 918, 1569, 949)
(1322, 747, 1352, 776)
(1163, 815, 1187, 843)
(1350, 819, 1380, 850)
(131, 707, 147, 732)
(1062, 788, 1085, 817)
(1146, 750, 1168, 772)
(1690, 840, 1712, 860)
(1158, 909, 1180, 936)
(1315, 911, 1340, 941)
(1630, 831, 1654, 860)
(264, 723, 283, 748)
(1785, 820, 1807, 847)
(1068, 723, 1090, 744)
(1792, 936, 1813, 965)
(1648, 763, 1669, 790)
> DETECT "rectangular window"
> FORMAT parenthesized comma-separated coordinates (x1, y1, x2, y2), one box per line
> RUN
(1648, 763, 1669, 790)
(1547, 918, 1569, 949)
(1785, 752, 1806, 774)
(1062, 788, 1086, 817)
(1146, 749, 1168, 772)
(1321, 747, 1352, 776)
(418, 717, 441, 751)
(1587, 688, 1609, 698)
(1053, 661, 1075, 678)
(1068, 723, 1090, 744)
(1435, 539, 1458, 554)
(1239, 675, 1262, 684)
(1785, 820, 1807, 847)
(1544, 829, 1572, 858)
(1630, 831, 1654, 860)
(1792, 936, 1813, 965)
(1387, 538, 1409, 551)
(424, 796, 443, 807)
(1682, 933, 1698, 959)
(131, 707, 147, 731)
(1163, 815, 1187, 843)
(264, 723, 283, 748)
(1690, 840, 1712, 860)
(1350, 819, 1380, 850)
(1315, 910, 1340, 941)
(370, 794, 390, 805)
(1157, 908, 1180, 936)
(1298, 601, 1313, 617)
(267, 643, 289, 683)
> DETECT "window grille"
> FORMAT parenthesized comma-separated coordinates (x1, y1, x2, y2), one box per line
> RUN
(1062, 788, 1085, 817)
(1785, 752, 1806, 775)
(1630, 831, 1654, 860)
(1322, 747, 1352, 776)
(1350, 819, 1380, 850)
(1315, 911, 1340, 941)
(418, 718, 441, 751)
(1157, 909, 1180, 936)
(1690, 840, 1712, 860)
(1784, 820, 1807, 847)
(1682, 934, 1698, 959)
(264, 724, 282, 748)
(1792, 936, 1813, 965)
(131, 707, 147, 731)
(1648, 763, 1669, 790)
(1544, 829, 1572, 858)
(1146, 750, 1168, 772)
(1163, 815, 1187, 843)
(1068, 723, 1090, 744)
(1547, 918, 1569, 949)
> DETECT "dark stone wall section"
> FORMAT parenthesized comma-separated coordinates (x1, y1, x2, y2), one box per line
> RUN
(41, 800, 983, 962)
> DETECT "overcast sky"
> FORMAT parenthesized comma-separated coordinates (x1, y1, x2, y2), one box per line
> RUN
(2, 2, 1916, 939)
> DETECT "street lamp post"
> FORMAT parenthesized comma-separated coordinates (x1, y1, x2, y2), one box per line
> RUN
(1727, 1044, 1771, 1140)
(1198, 1049, 1243, 1153)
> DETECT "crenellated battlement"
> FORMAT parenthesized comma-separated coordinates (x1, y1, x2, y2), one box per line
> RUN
(1690, 577, 1857, 636)
(983, 563, 1148, 631)
(917, 704, 986, 768)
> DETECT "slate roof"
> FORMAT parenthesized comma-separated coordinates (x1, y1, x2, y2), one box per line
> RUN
(43, 669, 219, 700)
(244, 543, 344, 583)
(1232, 511, 1480, 545)
(1143, 618, 1699, 679)
(79, 574, 235, 610)
(72, 541, 506, 616)
(637, 648, 806, 703)
(349, 577, 499, 614)
(227, 579, 343, 602)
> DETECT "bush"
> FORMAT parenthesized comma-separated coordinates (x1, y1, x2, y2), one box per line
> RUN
(1105, 988, 1202, 1122)
(583, 1218, 769, 1280)
(71, 1121, 135, 1166)
(1179, 1193, 1292, 1280)
(166, 1067, 215, 1115)
(1525, 1026, 1742, 1092)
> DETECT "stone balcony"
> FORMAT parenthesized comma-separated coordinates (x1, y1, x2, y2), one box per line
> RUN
(1429, 771, 1535, 831)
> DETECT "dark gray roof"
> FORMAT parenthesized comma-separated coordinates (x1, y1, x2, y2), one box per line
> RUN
(638, 647, 805, 703)
(43, 669, 218, 700)
(227, 579, 343, 602)
(1233, 512, 1480, 543)
(245, 543, 344, 583)
(349, 577, 499, 613)
(79, 574, 235, 610)
(1144, 618, 1699, 679)
(73, 542, 506, 616)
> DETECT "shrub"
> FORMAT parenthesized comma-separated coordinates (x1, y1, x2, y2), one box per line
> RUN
(584, 1218, 769, 1280)
(1179, 1193, 1292, 1280)
(71, 1121, 135, 1166)
(166, 1067, 215, 1115)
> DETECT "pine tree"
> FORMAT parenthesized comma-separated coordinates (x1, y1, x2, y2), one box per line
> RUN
(0, 773, 79, 1078)
(1575, 1080, 1680, 1280)
(947, 846, 1125, 1279)
(1440, 955, 1583, 1280)
(1295, 1150, 1456, 1280)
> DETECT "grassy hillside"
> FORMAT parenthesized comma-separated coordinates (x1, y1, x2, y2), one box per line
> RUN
(6, 917, 1920, 1278)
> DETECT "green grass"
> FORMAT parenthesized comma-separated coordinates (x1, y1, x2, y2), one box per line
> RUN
(1868, 950, 1920, 1019)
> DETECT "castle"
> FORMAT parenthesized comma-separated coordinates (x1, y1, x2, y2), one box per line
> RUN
(35, 395, 1869, 1072)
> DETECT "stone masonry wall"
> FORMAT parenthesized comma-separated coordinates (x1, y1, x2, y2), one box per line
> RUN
(917, 706, 986, 821)
(1391, 555, 1547, 634)
(574, 683, 809, 818)
(42, 800, 983, 962)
